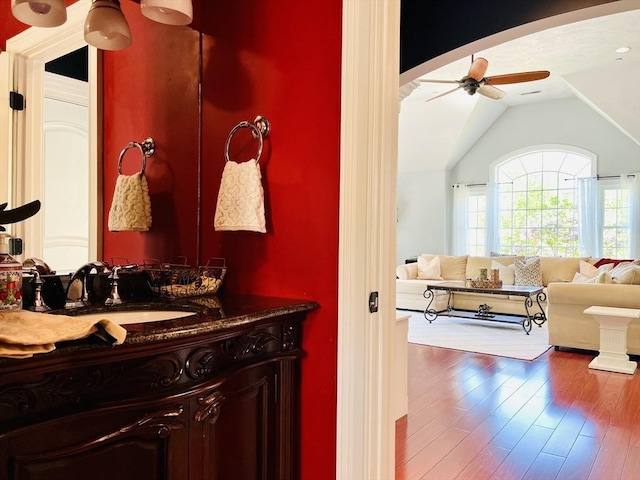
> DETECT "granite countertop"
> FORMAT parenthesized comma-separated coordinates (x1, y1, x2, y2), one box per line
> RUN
(0, 293, 318, 365)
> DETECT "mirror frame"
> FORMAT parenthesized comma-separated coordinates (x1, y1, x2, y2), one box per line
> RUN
(3, 0, 101, 265)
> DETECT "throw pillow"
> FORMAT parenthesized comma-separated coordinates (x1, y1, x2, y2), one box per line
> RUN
(592, 271, 614, 284)
(579, 260, 613, 279)
(571, 271, 613, 284)
(571, 272, 590, 283)
(491, 260, 515, 285)
(417, 255, 443, 280)
(611, 263, 640, 285)
(514, 257, 543, 287)
(593, 257, 634, 268)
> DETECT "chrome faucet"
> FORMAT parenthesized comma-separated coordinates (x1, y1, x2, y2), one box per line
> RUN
(65, 261, 111, 309)
(105, 264, 138, 306)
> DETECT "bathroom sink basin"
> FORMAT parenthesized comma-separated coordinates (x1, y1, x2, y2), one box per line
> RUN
(75, 310, 197, 325)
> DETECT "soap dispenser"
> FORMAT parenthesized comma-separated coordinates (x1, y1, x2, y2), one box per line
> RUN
(0, 233, 22, 310)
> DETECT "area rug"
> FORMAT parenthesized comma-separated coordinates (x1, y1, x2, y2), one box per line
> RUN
(403, 310, 552, 361)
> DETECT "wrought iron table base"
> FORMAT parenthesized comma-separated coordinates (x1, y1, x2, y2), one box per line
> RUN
(423, 285, 547, 335)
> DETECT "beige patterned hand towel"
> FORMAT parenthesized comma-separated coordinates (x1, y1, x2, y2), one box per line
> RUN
(214, 159, 266, 233)
(108, 173, 152, 232)
(0, 310, 127, 359)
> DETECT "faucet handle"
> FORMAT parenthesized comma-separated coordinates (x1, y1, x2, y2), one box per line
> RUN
(24, 267, 51, 312)
(105, 264, 138, 305)
(109, 263, 138, 279)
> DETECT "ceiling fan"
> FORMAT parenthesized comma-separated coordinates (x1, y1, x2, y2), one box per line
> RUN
(419, 55, 550, 102)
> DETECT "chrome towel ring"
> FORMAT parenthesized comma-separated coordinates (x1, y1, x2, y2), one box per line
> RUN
(224, 116, 270, 164)
(117, 137, 156, 175)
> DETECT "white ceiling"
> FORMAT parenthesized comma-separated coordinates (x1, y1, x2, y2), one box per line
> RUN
(398, 6, 640, 173)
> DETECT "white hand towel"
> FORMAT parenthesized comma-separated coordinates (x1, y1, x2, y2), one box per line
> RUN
(108, 173, 152, 232)
(214, 159, 266, 233)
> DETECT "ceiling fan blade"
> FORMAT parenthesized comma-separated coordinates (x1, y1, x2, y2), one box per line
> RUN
(425, 85, 463, 102)
(484, 70, 550, 85)
(477, 84, 506, 100)
(419, 79, 460, 84)
(468, 57, 488, 82)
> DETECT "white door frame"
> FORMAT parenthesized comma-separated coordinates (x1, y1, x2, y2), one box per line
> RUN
(337, 1, 400, 478)
(337, 1, 639, 478)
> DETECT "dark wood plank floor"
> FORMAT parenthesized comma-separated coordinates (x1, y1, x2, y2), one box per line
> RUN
(395, 344, 640, 480)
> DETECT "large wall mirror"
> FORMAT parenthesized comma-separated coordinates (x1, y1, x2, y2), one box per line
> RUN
(2, 0, 100, 274)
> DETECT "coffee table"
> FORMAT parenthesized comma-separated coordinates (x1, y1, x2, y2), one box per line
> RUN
(422, 281, 547, 334)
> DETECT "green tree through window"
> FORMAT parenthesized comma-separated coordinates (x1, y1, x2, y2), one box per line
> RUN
(495, 149, 591, 257)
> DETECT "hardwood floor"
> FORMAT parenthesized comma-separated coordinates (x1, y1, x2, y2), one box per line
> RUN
(395, 344, 640, 480)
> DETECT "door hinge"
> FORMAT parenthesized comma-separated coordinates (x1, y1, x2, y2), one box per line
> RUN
(369, 291, 379, 313)
(9, 91, 24, 111)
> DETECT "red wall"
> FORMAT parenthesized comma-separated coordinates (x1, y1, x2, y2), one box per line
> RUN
(198, 4, 342, 476)
(102, 1, 342, 479)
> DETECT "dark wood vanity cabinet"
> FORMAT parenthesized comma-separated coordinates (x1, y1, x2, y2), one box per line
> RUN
(0, 308, 307, 480)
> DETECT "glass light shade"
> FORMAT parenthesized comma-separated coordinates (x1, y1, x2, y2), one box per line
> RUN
(84, 0, 132, 51)
(11, 0, 67, 28)
(141, 0, 193, 26)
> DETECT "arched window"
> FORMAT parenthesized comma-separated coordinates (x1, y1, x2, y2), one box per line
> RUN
(494, 148, 592, 256)
(456, 147, 638, 258)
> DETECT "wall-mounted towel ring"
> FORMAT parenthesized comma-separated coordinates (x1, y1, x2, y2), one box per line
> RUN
(117, 137, 156, 175)
(224, 116, 270, 164)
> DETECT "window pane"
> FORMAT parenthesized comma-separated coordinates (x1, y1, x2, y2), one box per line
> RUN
(493, 149, 594, 257)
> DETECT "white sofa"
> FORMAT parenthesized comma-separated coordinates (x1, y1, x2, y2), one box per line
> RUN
(547, 282, 640, 355)
(397, 254, 640, 354)
(396, 254, 583, 314)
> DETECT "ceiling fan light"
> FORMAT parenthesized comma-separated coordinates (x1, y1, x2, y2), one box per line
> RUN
(84, 0, 132, 51)
(11, 0, 66, 27)
(141, 0, 193, 26)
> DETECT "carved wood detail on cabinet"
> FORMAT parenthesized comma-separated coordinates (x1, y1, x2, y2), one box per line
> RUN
(0, 312, 307, 480)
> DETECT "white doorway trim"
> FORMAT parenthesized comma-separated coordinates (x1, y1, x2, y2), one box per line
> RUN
(337, 1, 400, 478)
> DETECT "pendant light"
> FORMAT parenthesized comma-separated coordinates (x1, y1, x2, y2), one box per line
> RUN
(84, 0, 132, 51)
(140, 0, 193, 26)
(11, 0, 66, 28)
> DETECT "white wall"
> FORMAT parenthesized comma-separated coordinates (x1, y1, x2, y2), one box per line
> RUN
(451, 97, 640, 184)
(396, 170, 447, 264)
(396, 96, 640, 265)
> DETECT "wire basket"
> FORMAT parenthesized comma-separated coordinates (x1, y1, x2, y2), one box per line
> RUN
(145, 258, 226, 299)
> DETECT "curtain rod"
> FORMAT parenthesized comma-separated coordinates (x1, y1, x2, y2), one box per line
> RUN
(452, 183, 486, 188)
(564, 174, 637, 181)
(451, 181, 513, 188)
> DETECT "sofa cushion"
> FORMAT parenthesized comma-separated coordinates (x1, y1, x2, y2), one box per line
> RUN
(417, 255, 443, 280)
(418, 254, 467, 280)
(539, 257, 585, 285)
(515, 257, 543, 286)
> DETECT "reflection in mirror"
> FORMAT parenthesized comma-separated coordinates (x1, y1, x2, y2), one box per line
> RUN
(43, 47, 90, 272)
(5, 1, 99, 274)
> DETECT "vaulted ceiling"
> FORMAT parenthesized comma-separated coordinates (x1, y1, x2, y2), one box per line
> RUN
(398, 4, 640, 173)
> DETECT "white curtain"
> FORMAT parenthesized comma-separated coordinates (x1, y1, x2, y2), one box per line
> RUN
(451, 184, 469, 255)
(621, 173, 640, 258)
(577, 177, 600, 257)
(484, 181, 500, 255)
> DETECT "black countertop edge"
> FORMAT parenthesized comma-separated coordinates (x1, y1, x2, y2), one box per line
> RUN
(0, 293, 319, 364)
